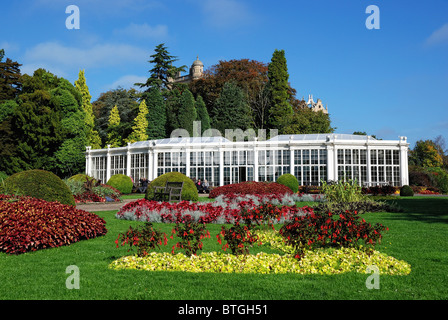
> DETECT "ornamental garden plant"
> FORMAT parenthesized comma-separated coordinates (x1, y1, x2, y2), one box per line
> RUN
(65, 174, 121, 203)
(0, 195, 107, 254)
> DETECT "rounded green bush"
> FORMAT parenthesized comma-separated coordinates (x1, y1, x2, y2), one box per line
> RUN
(400, 185, 414, 197)
(276, 173, 299, 193)
(3, 169, 75, 206)
(107, 174, 133, 194)
(68, 173, 97, 184)
(145, 171, 198, 202)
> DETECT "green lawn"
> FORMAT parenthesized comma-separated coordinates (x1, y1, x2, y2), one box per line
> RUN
(1, 197, 447, 300)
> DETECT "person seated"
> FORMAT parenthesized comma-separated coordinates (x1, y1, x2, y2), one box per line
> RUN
(202, 179, 210, 193)
(196, 179, 204, 193)
(138, 178, 148, 193)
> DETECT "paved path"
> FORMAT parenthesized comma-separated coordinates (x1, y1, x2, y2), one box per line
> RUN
(76, 193, 212, 212)
(76, 199, 137, 212)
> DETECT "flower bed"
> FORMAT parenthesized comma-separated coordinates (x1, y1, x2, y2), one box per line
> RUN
(115, 193, 315, 224)
(109, 228, 411, 275)
(0, 195, 107, 254)
(209, 181, 293, 198)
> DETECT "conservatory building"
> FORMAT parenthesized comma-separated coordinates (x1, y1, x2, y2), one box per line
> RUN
(85, 133, 409, 187)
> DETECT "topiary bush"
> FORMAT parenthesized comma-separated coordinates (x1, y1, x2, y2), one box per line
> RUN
(276, 173, 299, 193)
(400, 185, 414, 197)
(145, 171, 198, 202)
(2, 169, 75, 206)
(107, 174, 133, 194)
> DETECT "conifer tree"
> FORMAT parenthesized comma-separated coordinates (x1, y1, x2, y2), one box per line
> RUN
(74, 69, 101, 148)
(195, 95, 210, 135)
(126, 99, 149, 143)
(267, 49, 293, 133)
(106, 105, 121, 147)
(178, 89, 197, 136)
(0, 49, 22, 103)
(136, 43, 186, 92)
(212, 81, 252, 134)
(145, 88, 166, 139)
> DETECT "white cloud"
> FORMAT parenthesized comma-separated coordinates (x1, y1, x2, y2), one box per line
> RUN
(0, 42, 19, 54)
(104, 75, 147, 91)
(201, 0, 256, 29)
(425, 23, 448, 46)
(114, 23, 168, 39)
(23, 41, 148, 71)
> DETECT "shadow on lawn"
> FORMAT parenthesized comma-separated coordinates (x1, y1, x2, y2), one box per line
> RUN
(382, 197, 448, 224)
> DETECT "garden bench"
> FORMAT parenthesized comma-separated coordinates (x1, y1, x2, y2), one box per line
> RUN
(153, 181, 183, 202)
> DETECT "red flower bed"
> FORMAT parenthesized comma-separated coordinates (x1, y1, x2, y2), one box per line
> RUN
(280, 210, 388, 260)
(209, 181, 293, 198)
(0, 195, 107, 254)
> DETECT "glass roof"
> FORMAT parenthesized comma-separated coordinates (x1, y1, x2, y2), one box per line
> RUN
(128, 133, 376, 148)
(130, 136, 231, 147)
(268, 134, 376, 142)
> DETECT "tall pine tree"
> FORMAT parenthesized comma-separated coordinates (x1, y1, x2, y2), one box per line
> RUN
(126, 99, 149, 143)
(267, 49, 293, 133)
(106, 105, 121, 147)
(212, 81, 252, 134)
(0, 49, 22, 103)
(178, 89, 197, 136)
(145, 88, 166, 139)
(74, 69, 101, 149)
(135, 43, 186, 92)
(195, 95, 210, 135)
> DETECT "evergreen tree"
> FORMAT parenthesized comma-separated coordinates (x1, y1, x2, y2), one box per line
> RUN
(178, 89, 197, 136)
(10, 71, 64, 172)
(106, 105, 122, 147)
(195, 95, 210, 135)
(164, 86, 182, 135)
(267, 49, 293, 133)
(126, 99, 149, 143)
(74, 69, 101, 149)
(135, 43, 186, 92)
(212, 81, 252, 134)
(0, 49, 22, 103)
(92, 88, 139, 146)
(145, 88, 166, 139)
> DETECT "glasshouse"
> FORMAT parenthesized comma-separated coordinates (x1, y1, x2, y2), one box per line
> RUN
(85, 133, 410, 187)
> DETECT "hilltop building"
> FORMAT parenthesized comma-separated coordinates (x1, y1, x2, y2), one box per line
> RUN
(170, 56, 204, 85)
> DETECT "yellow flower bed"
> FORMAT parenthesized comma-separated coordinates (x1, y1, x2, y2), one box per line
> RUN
(109, 230, 411, 275)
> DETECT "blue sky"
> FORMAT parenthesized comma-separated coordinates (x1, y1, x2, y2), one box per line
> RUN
(2, 0, 448, 148)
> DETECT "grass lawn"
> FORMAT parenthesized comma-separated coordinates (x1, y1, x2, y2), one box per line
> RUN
(0, 197, 447, 300)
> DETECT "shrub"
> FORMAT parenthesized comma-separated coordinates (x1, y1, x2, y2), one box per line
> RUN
(400, 185, 414, 197)
(425, 167, 448, 194)
(209, 181, 292, 198)
(107, 174, 133, 194)
(321, 180, 365, 203)
(115, 222, 168, 257)
(2, 169, 75, 206)
(277, 173, 299, 193)
(0, 195, 107, 254)
(145, 171, 198, 202)
(279, 210, 389, 260)
(0, 171, 8, 183)
(170, 215, 210, 256)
